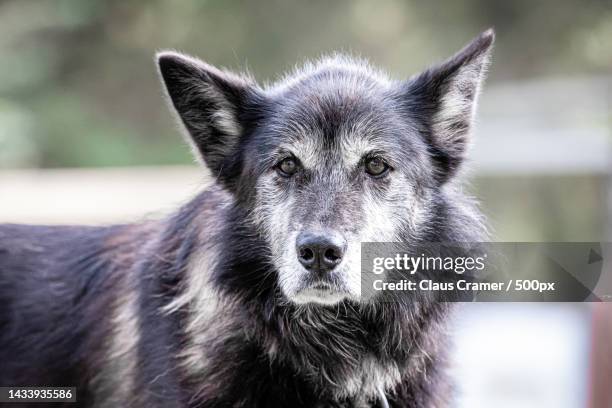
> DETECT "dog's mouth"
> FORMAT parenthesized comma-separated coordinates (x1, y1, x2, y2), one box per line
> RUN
(292, 280, 350, 305)
(310, 282, 333, 291)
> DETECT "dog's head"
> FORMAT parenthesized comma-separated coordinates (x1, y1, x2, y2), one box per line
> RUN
(158, 30, 494, 306)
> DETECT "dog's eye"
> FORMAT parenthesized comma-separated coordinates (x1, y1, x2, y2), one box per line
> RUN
(365, 157, 389, 177)
(276, 157, 299, 177)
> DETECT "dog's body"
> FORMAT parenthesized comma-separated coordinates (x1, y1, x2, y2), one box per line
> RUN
(0, 31, 493, 407)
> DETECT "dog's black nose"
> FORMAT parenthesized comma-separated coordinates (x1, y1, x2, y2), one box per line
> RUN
(296, 231, 346, 274)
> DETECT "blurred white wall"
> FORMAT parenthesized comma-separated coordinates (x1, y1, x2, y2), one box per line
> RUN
(472, 77, 611, 176)
(451, 303, 591, 408)
(0, 166, 205, 224)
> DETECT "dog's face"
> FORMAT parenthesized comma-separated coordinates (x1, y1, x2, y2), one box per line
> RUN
(158, 30, 493, 305)
(246, 71, 436, 305)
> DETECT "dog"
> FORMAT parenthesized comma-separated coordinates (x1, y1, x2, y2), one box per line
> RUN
(0, 29, 493, 407)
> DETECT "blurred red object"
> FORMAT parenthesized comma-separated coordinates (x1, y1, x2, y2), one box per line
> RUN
(589, 303, 612, 408)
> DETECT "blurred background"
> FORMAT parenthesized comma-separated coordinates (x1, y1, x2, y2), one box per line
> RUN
(0, 0, 610, 407)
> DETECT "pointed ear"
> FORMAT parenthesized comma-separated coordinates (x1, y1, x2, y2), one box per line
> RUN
(157, 51, 260, 180)
(406, 29, 494, 182)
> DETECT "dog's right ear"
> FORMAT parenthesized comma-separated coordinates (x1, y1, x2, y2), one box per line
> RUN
(403, 29, 494, 183)
(157, 52, 260, 179)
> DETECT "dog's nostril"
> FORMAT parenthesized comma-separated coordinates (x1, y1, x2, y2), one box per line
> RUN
(324, 248, 341, 263)
(300, 247, 315, 261)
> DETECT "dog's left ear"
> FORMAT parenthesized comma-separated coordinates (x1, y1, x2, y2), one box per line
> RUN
(157, 51, 261, 183)
(405, 29, 494, 182)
